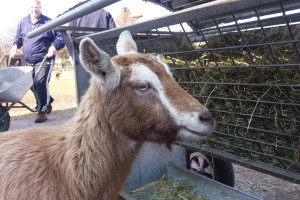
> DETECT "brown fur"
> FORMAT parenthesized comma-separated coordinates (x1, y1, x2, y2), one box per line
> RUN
(0, 40, 210, 199)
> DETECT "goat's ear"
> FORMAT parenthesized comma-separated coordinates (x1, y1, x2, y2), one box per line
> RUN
(116, 30, 137, 55)
(79, 37, 121, 89)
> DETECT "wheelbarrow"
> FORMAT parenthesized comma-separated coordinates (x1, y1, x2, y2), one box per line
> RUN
(0, 56, 47, 131)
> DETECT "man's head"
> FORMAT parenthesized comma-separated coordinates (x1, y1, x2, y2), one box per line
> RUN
(28, 0, 41, 20)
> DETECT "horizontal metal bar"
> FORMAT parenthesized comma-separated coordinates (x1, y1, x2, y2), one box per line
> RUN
(194, 95, 300, 107)
(55, 26, 106, 32)
(205, 138, 297, 164)
(171, 63, 300, 69)
(134, 29, 300, 49)
(178, 81, 299, 88)
(17, 102, 36, 113)
(171, 0, 214, 10)
(191, 14, 300, 36)
(74, 0, 284, 43)
(27, 0, 119, 39)
(176, 141, 300, 183)
(205, 139, 297, 165)
(216, 121, 300, 138)
(210, 109, 300, 124)
(136, 15, 300, 42)
(213, 131, 298, 152)
(186, 1, 300, 30)
(119, 191, 136, 200)
(160, 39, 300, 56)
(131, 13, 300, 38)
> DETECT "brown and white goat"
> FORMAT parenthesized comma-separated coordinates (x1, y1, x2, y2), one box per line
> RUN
(0, 30, 215, 200)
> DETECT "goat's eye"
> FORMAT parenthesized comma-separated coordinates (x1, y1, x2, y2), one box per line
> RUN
(138, 84, 149, 91)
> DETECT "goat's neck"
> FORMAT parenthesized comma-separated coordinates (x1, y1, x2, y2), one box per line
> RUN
(62, 82, 142, 199)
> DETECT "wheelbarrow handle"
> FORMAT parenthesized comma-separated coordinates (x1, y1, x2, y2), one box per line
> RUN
(32, 55, 48, 84)
(7, 55, 12, 68)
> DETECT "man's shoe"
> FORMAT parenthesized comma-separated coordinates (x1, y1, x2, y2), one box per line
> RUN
(47, 104, 52, 114)
(35, 111, 47, 123)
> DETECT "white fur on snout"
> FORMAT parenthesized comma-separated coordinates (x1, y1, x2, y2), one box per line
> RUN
(176, 110, 213, 140)
(130, 64, 213, 140)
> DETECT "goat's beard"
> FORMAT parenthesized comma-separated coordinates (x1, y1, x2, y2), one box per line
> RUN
(141, 124, 179, 150)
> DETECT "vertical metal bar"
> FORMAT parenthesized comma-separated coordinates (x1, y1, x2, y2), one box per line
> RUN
(111, 38, 119, 56)
(98, 40, 111, 56)
(135, 32, 146, 53)
(180, 23, 211, 80)
(155, 29, 169, 53)
(60, 31, 73, 56)
(231, 12, 258, 82)
(278, 1, 300, 126)
(212, 16, 236, 67)
(212, 16, 238, 83)
(167, 26, 199, 82)
(72, 39, 91, 104)
(254, 8, 281, 74)
(154, 28, 185, 81)
(145, 32, 157, 53)
(194, 19, 220, 77)
(279, 1, 300, 73)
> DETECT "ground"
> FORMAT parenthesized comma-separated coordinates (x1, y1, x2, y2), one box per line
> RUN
(4, 69, 300, 200)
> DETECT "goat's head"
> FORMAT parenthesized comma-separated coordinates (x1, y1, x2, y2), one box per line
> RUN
(79, 30, 215, 148)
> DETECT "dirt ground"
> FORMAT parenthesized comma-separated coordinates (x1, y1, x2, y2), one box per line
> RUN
(5, 69, 300, 200)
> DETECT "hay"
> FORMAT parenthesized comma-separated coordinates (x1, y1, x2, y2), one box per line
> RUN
(128, 168, 206, 200)
(162, 26, 300, 174)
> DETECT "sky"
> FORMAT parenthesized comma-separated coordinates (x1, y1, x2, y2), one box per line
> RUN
(0, 0, 170, 38)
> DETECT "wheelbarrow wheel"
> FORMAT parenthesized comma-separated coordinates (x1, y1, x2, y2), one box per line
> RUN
(0, 106, 10, 132)
(186, 149, 235, 187)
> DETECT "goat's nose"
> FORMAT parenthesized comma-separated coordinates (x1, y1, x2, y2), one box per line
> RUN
(199, 110, 214, 127)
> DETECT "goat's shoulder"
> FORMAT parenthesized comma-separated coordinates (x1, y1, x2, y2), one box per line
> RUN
(0, 126, 65, 155)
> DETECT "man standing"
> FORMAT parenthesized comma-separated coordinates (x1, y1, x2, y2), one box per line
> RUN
(10, 0, 65, 123)
(72, 8, 116, 32)
(67, 1, 116, 37)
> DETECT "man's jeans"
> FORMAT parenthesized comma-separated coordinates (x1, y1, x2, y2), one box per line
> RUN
(28, 59, 55, 112)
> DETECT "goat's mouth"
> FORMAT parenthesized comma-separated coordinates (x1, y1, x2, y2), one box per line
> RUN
(184, 127, 212, 137)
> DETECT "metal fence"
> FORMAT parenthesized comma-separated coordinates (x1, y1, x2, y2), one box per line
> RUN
(68, 0, 300, 183)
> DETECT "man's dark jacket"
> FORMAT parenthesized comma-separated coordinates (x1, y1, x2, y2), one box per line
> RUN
(13, 14, 65, 65)
(72, 9, 116, 33)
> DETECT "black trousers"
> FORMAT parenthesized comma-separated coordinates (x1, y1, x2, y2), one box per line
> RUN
(29, 59, 55, 112)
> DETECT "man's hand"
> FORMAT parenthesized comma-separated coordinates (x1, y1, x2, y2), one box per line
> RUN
(47, 46, 57, 57)
(10, 45, 17, 58)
